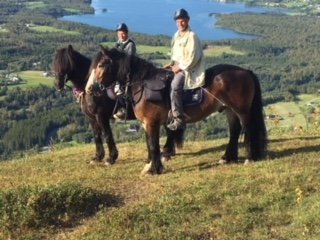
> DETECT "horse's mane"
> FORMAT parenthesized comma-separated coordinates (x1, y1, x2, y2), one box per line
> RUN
(53, 47, 88, 72)
(96, 47, 161, 85)
(53, 46, 91, 87)
(129, 53, 159, 82)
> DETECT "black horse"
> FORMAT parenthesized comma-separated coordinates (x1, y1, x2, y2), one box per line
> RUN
(93, 47, 267, 175)
(52, 45, 121, 165)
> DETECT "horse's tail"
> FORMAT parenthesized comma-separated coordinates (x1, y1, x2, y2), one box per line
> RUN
(245, 71, 267, 160)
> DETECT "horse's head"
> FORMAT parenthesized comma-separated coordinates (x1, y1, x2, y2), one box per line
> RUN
(52, 45, 75, 91)
(92, 46, 132, 91)
(92, 46, 117, 88)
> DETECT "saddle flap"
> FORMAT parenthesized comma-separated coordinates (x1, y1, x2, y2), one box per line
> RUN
(183, 88, 204, 106)
(144, 70, 173, 91)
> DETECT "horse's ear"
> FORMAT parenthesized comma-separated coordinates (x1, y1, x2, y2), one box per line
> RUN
(68, 45, 74, 52)
(100, 45, 109, 54)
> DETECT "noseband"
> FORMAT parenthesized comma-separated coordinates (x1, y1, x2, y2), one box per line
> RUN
(55, 72, 72, 90)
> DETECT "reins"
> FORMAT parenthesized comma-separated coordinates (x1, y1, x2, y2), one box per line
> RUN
(201, 87, 226, 107)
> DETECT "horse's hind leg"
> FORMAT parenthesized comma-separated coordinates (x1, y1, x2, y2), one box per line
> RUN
(220, 109, 242, 164)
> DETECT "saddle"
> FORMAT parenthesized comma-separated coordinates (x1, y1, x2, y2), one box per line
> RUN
(144, 70, 204, 107)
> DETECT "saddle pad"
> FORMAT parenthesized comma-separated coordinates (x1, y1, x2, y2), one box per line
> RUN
(183, 88, 204, 107)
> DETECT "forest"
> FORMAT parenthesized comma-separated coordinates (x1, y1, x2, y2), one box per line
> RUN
(0, 0, 319, 158)
(229, 0, 320, 15)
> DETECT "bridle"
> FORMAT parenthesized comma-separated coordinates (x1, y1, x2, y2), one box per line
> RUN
(54, 71, 72, 90)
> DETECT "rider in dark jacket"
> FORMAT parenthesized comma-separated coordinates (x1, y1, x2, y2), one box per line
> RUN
(113, 23, 136, 119)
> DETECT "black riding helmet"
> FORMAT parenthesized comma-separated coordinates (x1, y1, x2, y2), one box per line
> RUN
(116, 23, 128, 33)
(174, 8, 190, 20)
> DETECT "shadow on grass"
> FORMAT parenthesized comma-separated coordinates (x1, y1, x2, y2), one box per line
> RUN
(60, 192, 124, 229)
(168, 135, 320, 172)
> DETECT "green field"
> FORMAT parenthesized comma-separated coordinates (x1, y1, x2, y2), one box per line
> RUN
(63, 8, 82, 14)
(12, 71, 54, 89)
(25, 1, 47, 9)
(0, 28, 8, 34)
(0, 132, 320, 239)
(29, 25, 79, 35)
(101, 42, 244, 57)
(204, 45, 245, 57)
(265, 94, 320, 131)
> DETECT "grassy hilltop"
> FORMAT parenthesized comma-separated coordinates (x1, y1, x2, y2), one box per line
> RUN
(0, 133, 320, 239)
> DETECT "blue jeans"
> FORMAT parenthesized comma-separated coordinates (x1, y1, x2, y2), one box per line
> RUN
(170, 71, 185, 119)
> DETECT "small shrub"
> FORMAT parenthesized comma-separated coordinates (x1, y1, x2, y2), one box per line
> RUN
(0, 183, 106, 232)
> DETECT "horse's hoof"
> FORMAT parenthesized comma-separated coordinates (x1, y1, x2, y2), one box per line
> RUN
(140, 163, 165, 175)
(89, 160, 100, 165)
(244, 159, 252, 165)
(104, 158, 116, 166)
(218, 159, 228, 165)
(141, 163, 152, 175)
(161, 155, 171, 163)
(103, 161, 113, 167)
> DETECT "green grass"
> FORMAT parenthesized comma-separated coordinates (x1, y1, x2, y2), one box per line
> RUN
(9, 71, 54, 89)
(0, 132, 320, 239)
(29, 25, 79, 35)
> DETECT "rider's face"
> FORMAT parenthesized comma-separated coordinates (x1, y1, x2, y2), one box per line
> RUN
(117, 31, 128, 42)
(176, 18, 189, 32)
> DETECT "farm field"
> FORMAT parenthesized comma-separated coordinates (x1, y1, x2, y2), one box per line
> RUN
(265, 94, 320, 131)
(29, 25, 80, 35)
(16, 71, 54, 89)
(101, 43, 245, 58)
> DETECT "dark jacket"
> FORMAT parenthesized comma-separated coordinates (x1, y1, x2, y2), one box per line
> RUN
(116, 38, 136, 55)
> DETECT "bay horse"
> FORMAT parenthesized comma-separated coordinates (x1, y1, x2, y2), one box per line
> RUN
(93, 47, 267, 175)
(52, 45, 121, 165)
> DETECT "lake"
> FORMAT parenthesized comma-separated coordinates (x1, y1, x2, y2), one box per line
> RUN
(61, 0, 285, 40)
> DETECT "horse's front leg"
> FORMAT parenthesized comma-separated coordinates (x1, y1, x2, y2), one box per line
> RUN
(161, 127, 176, 162)
(141, 123, 163, 175)
(89, 119, 105, 163)
(145, 132, 152, 163)
(97, 114, 118, 165)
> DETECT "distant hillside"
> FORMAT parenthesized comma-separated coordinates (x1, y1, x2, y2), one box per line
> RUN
(230, 0, 320, 15)
(0, 134, 320, 239)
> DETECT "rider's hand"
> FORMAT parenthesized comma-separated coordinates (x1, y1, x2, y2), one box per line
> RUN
(163, 64, 172, 70)
(171, 65, 181, 74)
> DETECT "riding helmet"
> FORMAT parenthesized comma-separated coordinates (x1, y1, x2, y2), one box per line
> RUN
(174, 8, 190, 20)
(116, 23, 128, 33)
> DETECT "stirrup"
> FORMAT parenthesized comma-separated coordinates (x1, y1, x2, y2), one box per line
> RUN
(167, 118, 185, 131)
(113, 108, 126, 120)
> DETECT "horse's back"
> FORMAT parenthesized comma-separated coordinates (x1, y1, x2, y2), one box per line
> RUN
(204, 64, 246, 87)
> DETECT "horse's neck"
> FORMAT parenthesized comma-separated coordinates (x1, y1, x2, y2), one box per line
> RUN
(71, 60, 91, 90)
(130, 57, 157, 81)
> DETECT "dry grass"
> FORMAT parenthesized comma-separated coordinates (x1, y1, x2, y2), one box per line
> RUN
(1, 134, 320, 239)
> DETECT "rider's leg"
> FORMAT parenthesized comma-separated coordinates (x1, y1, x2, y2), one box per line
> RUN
(167, 71, 185, 131)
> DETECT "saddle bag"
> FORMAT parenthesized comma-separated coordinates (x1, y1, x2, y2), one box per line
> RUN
(144, 70, 172, 102)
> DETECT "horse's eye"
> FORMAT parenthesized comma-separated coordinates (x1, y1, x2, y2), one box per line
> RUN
(98, 63, 104, 68)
